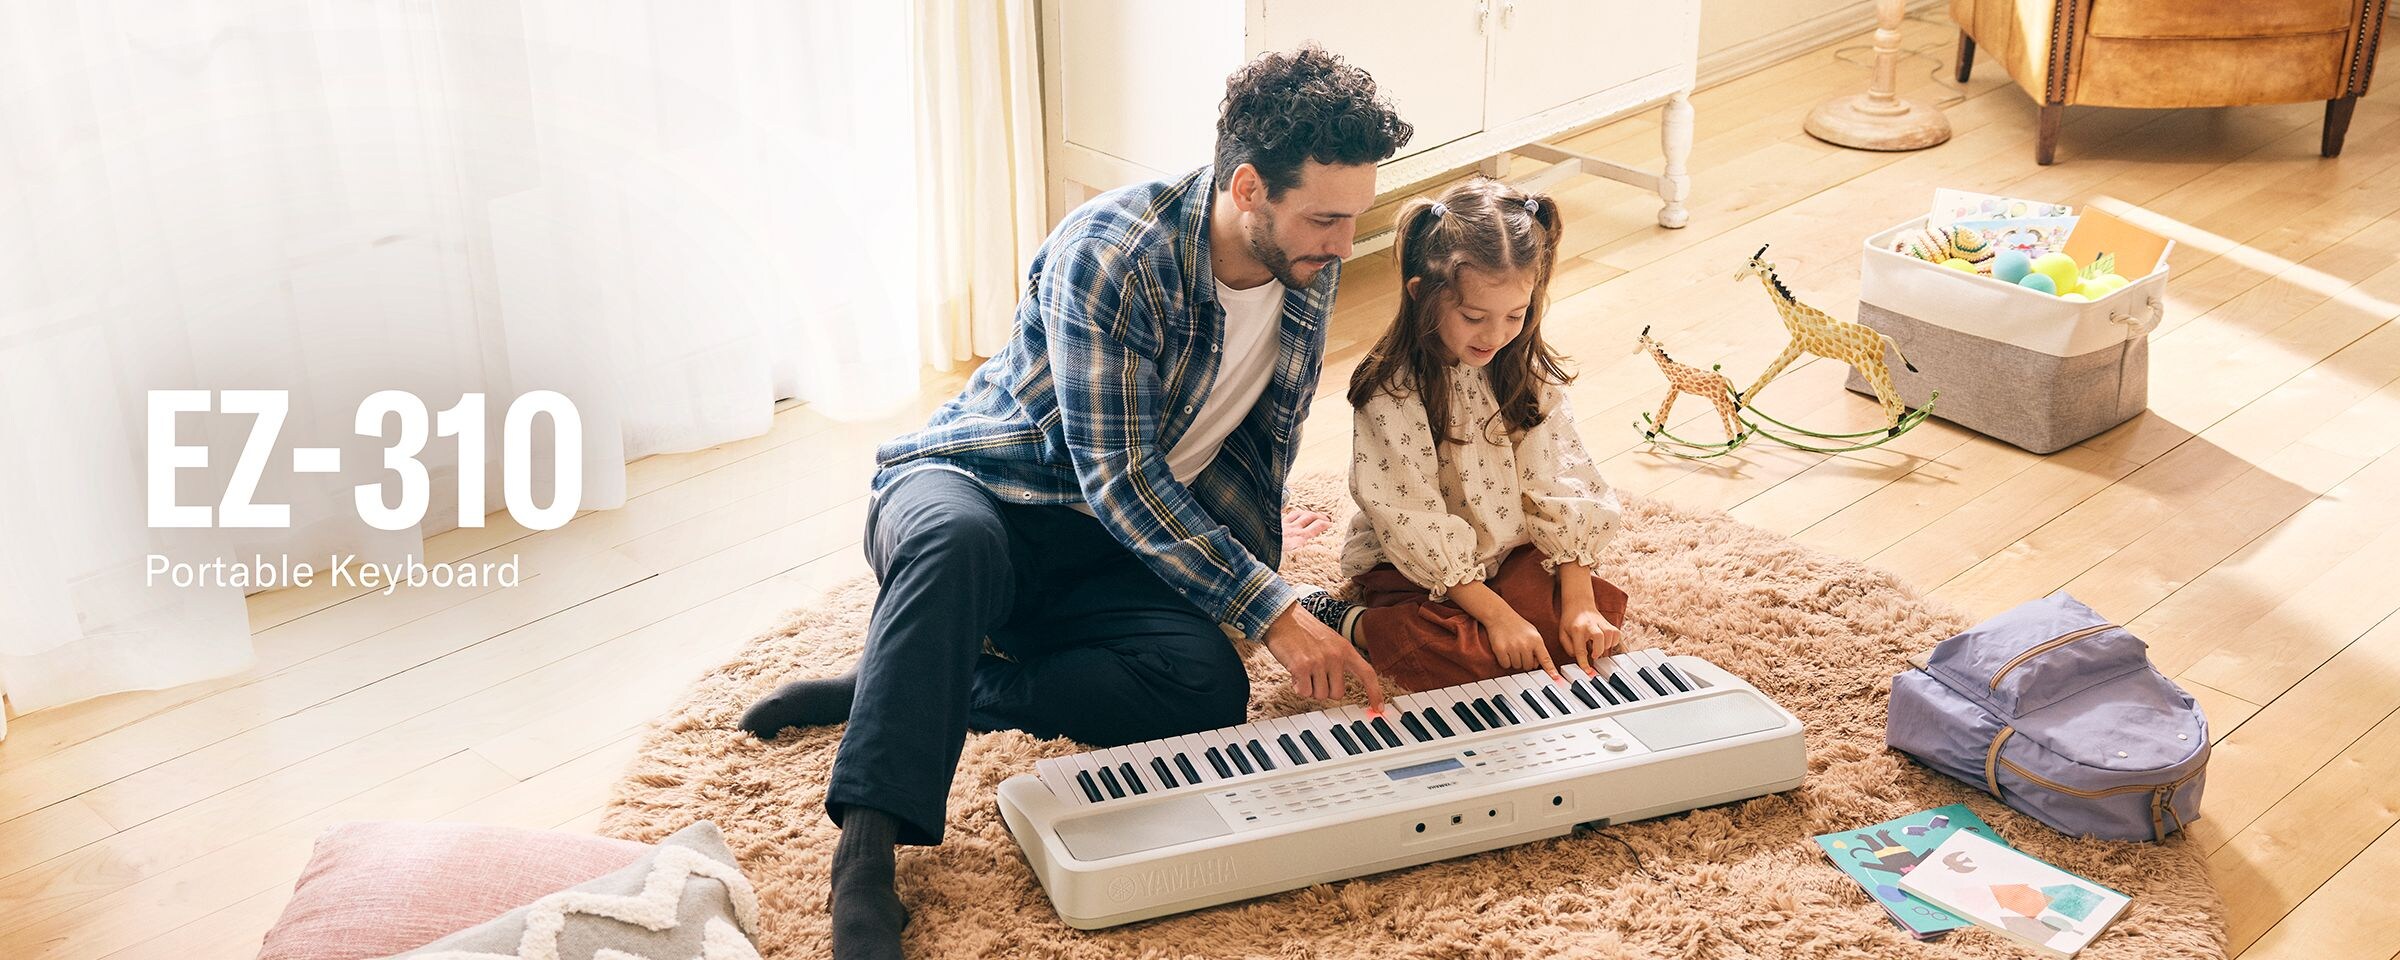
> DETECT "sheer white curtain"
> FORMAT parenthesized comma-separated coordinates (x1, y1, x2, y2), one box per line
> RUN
(0, 0, 942, 736)
(914, 0, 1045, 371)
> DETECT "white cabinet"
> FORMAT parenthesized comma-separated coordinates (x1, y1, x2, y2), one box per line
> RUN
(1039, 0, 1700, 233)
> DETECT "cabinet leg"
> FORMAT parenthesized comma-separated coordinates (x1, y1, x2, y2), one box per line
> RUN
(2036, 103, 2063, 165)
(1657, 90, 1693, 228)
(2324, 95, 2358, 157)
(1955, 30, 1975, 83)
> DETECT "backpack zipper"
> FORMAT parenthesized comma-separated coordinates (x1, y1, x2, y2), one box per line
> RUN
(1984, 725, 2208, 840)
(1989, 623, 2117, 691)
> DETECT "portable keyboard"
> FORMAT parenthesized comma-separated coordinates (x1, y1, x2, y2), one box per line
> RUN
(997, 650, 1806, 928)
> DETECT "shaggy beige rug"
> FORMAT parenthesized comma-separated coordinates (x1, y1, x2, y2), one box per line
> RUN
(602, 474, 2226, 959)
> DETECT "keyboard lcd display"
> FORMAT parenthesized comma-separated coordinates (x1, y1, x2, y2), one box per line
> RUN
(1383, 758, 1465, 781)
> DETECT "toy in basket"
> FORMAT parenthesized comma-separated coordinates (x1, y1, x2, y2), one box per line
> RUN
(1638, 245, 1937, 460)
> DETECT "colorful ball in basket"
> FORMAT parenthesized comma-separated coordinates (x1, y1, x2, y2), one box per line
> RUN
(2017, 273, 2058, 295)
(1992, 249, 2032, 284)
(1891, 225, 1953, 263)
(1941, 258, 1976, 273)
(2032, 253, 2082, 296)
(1947, 227, 1994, 264)
(2083, 273, 2131, 298)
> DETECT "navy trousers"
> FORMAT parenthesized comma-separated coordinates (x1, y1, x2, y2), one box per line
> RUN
(823, 467, 1254, 846)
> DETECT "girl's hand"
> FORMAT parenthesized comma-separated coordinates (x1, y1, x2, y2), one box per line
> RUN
(1559, 601, 1622, 676)
(1484, 611, 1562, 682)
(1281, 506, 1333, 554)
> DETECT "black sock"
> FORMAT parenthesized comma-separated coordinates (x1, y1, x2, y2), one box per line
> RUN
(1297, 591, 1362, 643)
(829, 807, 909, 960)
(738, 671, 857, 740)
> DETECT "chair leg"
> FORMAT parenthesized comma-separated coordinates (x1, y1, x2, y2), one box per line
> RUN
(2036, 103, 2064, 165)
(1956, 31, 1975, 83)
(2325, 95, 2358, 157)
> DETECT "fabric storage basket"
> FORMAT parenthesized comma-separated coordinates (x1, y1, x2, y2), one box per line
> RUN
(1887, 592, 2208, 842)
(1849, 208, 2174, 454)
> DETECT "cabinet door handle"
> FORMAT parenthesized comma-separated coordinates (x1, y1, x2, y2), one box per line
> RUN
(1502, 0, 1516, 23)
(1477, 0, 1490, 32)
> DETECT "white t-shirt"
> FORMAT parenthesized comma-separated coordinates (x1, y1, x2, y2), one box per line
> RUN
(1071, 277, 1284, 516)
(1165, 278, 1285, 483)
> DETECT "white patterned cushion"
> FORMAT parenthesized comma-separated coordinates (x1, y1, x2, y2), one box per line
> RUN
(388, 821, 761, 960)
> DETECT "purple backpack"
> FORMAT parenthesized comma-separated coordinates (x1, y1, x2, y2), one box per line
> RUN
(1888, 592, 2207, 841)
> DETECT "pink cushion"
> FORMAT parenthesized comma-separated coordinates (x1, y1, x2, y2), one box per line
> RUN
(257, 821, 649, 960)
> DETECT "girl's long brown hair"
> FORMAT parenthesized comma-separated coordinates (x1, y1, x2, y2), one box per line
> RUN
(1347, 178, 1571, 445)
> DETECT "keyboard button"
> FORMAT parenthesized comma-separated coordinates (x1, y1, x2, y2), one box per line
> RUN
(1076, 770, 1103, 803)
(1568, 680, 1601, 709)
(1225, 745, 1254, 776)
(1246, 740, 1276, 771)
(1545, 685, 1573, 714)
(1520, 690, 1550, 719)
(1608, 673, 1641, 702)
(1175, 753, 1203, 785)
(1659, 661, 1692, 692)
(1350, 720, 1383, 751)
(1150, 757, 1178, 789)
(1119, 762, 1148, 795)
(1491, 695, 1521, 725)
(1371, 716, 1404, 748)
(1331, 723, 1361, 754)
(1637, 666, 1670, 697)
(1425, 708, 1457, 738)
(1399, 711, 1432, 742)
(1097, 766, 1125, 799)
(1277, 734, 1306, 766)
(1452, 703, 1487, 733)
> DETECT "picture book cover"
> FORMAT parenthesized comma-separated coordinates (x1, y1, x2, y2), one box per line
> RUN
(1813, 803, 2006, 939)
(1897, 829, 2131, 958)
(1930, 188, 2073, 229)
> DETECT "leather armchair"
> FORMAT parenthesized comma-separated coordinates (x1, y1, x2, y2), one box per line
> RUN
(1952, 0, 2388, 163)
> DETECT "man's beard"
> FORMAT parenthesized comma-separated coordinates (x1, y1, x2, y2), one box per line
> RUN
(1245, 207, 1332, 289)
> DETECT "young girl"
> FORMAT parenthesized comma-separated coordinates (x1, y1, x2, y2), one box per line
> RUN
(1299, 179, 1627, 692)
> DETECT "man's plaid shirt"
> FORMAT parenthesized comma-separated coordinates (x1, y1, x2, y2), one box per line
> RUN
(874, 166, 1332, 641)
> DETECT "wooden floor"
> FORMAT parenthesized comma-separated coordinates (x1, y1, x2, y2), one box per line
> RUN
(5, 15, 2397, 958)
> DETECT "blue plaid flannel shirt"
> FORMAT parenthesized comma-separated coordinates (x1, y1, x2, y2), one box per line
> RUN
(873, 166, 1331, 641)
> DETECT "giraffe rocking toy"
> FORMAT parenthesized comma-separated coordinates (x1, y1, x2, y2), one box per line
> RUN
(1736, 244, 1920, 436)
(1638, 325, 1745, 442)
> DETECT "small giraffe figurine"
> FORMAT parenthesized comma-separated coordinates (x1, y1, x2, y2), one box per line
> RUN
(1638, 325, 1745, 441)
(1736, 244, 1919, 433)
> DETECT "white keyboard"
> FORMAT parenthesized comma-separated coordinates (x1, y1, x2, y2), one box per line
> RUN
(997, 650, 1806, 929)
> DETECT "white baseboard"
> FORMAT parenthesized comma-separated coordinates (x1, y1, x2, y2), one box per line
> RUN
(1698, 0, 1950, 90)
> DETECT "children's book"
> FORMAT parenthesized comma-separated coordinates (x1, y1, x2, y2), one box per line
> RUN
(1813, 803, 2005, 939)
(1898, 830, 2131, 958)
(1930, 188, 2073, 229)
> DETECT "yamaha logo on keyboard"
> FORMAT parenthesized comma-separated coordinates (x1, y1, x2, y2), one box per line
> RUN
(1107, 857, 1237, 903)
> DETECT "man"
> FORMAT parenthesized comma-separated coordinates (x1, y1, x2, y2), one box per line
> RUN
(739, 46, 1411, 960)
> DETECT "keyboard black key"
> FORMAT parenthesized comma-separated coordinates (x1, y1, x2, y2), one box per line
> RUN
(1120, 762, 1148, 795)
(1277, 734, 1305, 765)
(1097, 766, 1125, 799)
(1226, 745, 1254, 775)
(1634, 667, 1667, 697)
(1076, 770, 1104, 803)
(1472, 698, 1503, 728)
(1300, 730, 1331, 761)
(1372, 716, 1404, 748)
(1520, 690, 1550, 719)
(1544, 686, 1572, 715)
(1330, 723, 1360, 754)
(1175, 754, 1202, 785)
(1246, 740, 1276, 771)
(1150, 757, 1177, 789)
(1399, 711, 1432, 742)
(1425, 708, 1457, 738)
(1492, 695, 1521, 725)
(1350, 720, 1382, 751)
(1659, 662, 1692, 692)
(1582, 678, 1617, 706)
(1452, 702, 1487, 733)
(1608, 674, 1641, 702)
(1567, 680, 1600, 709)
(1207, 747, 1235, 779)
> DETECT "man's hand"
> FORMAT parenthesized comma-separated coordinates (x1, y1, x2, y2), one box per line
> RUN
(1281, 506, 1332, 555)
(1263, 601, 1387, 716)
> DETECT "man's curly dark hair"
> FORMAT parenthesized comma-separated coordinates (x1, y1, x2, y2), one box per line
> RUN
(1213, 46, 1412, 197)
